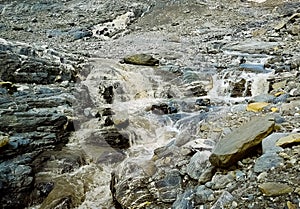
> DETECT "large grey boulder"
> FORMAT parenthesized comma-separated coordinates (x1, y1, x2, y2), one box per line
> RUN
(209, 116, 275, 168)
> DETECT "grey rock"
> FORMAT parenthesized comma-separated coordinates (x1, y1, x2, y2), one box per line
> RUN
(151, 170, 182, 203)
(198, 166, 215, 184)
(194, 185, 214, 204)
(211, 191, 234, 209)
(239, 63, 271, 73)
(262, 133, 287, 154)
(224, 40, 280, 54)
(251, 94, 275, 103)
(254, 152, 284, 173)
(211, 172, 235, 190)
(172, 189, 195, 209)
(209, 116, 275, 168)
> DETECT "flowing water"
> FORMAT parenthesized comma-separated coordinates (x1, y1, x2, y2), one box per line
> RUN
(51, 51, 272, 208)
(27, 49, 275, 208)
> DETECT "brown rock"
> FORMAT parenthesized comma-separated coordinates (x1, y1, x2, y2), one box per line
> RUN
(276, 133, 300, 147)
(287, 201, 297, 209)
(246, 102, 270, 112)
(258, 182, 293, 196)
(123, 54, 159, 66)
(209, 117, 274, 168)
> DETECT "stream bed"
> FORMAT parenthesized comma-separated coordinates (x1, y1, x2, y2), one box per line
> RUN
(0, 0, 299, 208)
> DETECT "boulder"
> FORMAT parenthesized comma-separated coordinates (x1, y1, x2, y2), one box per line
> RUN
(209, 116, 275, 168)
(123, 54, 159, 66)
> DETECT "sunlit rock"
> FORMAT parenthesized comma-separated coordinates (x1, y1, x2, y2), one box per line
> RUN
(209, 116, 275, 168)
(246, 102, 270, 112)
(276, 133, 300, 147)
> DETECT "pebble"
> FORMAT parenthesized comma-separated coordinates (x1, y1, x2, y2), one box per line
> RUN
(258, 182, 293, 196)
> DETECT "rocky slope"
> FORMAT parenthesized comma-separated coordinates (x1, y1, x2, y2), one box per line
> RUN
(0, 0, 299, 208)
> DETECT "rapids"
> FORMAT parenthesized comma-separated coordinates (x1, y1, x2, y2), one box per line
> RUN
(30, 53, 273, 208)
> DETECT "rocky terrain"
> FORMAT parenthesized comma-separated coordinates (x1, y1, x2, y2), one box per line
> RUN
(0, 0, 300, 208)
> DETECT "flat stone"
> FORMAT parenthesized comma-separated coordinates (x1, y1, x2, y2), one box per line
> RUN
(246, 102, 270, 112)
(123, 54, 159, 66)
(276, 133, 300, 147)
(209, 116, 275, 168)
(258, 182, 293, 196)
(224, 40, 279, 54)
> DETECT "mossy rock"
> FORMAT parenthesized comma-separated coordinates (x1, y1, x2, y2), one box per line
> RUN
(123, 54, 159, 66)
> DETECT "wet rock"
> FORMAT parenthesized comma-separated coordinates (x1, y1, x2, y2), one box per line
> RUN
(113, 159, 157, 208)
(258, 182, 293, 196)
(123, 53, 159, 66)
(0, 41, 78, 84)
(69, 28, 93, 40)
(195, 98, 211, 107)
(38, 177, 86, 209)
(239, 63, 270, 73)
(0, 38, 86, 208)
(102, 86, 114, 104)
(86, 128, 130, 149)
(209, 116, 275, 168)
(149, 103, 178, 115)
(0, 155, 34, 209)
(231, 78, 252, 97)
(150, 170, 182, 203)
(97, 150, 126, 164)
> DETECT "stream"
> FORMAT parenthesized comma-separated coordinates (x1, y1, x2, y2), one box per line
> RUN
(31, 52, 274, 208)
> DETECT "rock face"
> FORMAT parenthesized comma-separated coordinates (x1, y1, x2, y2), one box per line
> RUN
(0, 39, 88, 208)
(209, 117, 275, 168)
